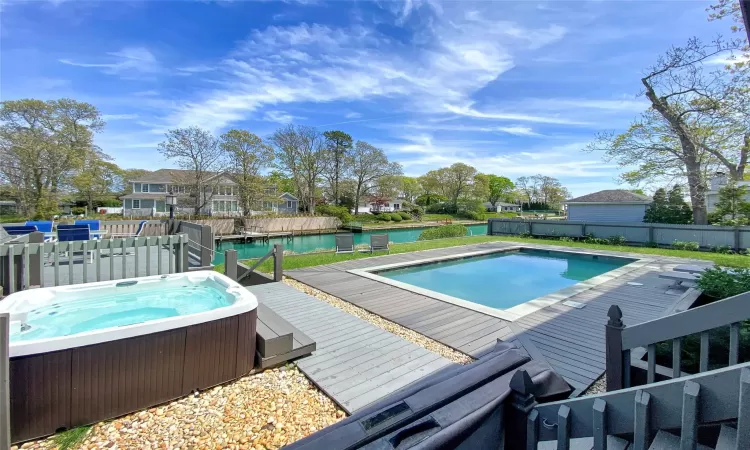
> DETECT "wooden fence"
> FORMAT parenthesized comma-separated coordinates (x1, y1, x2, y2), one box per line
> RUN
(0, 232, 190, 295)
(175, 221, 214, 268)
(488, 218, 750, 249)
(223, 245, 283, 286)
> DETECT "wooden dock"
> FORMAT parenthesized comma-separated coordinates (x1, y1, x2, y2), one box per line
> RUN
(288, 242, 703, 394)
(245, 282, 454, 413)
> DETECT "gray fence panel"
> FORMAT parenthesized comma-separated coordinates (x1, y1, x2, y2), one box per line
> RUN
(491, 220, 529, 235)
(652, 226, 734, 248)
(740, 231, 750, 249)
(585, 225, 649, 242)
(531, 222, 583, 237)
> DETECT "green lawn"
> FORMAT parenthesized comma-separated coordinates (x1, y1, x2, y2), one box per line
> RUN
(223, 235, 750, 274)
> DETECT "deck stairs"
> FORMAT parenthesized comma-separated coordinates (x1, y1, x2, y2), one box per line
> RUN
(521, 363, 749, 450)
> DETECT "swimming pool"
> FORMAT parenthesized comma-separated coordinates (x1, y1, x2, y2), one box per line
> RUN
(213, 223, 488, 264)
(350, 247, 637, 321)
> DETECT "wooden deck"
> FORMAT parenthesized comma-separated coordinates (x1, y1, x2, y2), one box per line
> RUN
(245, 282, 454, 413)
(288, 242, 703, 394)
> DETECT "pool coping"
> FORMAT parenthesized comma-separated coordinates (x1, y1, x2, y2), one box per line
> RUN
(347, 246, 654, 322)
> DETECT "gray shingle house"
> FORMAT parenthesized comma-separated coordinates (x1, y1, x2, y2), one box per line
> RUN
(484, 202, 521, 213)
(122, 169, 299, 217)
(564, 190, 652, 223)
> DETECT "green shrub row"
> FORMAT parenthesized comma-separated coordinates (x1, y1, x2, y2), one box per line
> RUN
(417, 224, 469, 241)
(374, 211, 412, 222)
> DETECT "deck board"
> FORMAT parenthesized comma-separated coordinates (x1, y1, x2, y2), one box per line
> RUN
(245, 282, 454, 413)
(288, 241, 699, 393)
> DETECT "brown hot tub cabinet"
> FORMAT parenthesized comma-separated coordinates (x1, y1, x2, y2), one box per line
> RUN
(10, 309, 257, 443)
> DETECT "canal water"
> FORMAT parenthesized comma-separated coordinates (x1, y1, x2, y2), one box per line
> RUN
(213, 223, 488, 264)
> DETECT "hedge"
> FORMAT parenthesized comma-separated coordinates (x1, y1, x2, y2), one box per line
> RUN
(417, 224, 469, 241)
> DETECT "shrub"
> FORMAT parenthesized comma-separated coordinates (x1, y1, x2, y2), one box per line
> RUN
(391, 214, 403, 222)
(697, 267, 750, 298)
(461, 211, 484, 221)
(607, 235, 627, 246)
(519, 231, 533, 239)
(315, 204, 353, 224)
(376, 213, 391, 221)
(409, 206, 424, 220)
(558, 236, 575, 242)
(672, 240, 700, 251)
(583, 233, 608, 245)
(417, 224, 468, 241)
(398, 211, 412, 220)
(710, 245, 734, 254)
(644, 241, 659, 248)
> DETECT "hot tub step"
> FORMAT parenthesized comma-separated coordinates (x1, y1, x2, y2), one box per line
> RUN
(257, 303, 295, 357)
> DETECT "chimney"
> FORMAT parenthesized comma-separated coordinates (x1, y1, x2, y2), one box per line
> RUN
(710, 171, 728, 190)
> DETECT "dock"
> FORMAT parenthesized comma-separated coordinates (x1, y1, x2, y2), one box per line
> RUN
(216, 231, 294, 244)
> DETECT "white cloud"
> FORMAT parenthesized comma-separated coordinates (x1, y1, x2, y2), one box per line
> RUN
(176, 65, 216, 74)
(444, 104, 589, 125)
(708, 53, 750, 65)
(344, 111, 362, 119)
(59, 47, 159, 75)
(263, 110, 299, 123)
(102, 113, 139, 120)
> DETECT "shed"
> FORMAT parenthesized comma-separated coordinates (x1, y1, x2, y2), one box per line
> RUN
(564, 190, 651, 223)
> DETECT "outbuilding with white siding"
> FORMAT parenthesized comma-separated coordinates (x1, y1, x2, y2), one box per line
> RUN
(564, 190, 652, 223)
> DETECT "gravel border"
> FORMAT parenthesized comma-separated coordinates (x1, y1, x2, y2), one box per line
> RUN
(283, 277, 473, 364)
(582, 374, 606, 395)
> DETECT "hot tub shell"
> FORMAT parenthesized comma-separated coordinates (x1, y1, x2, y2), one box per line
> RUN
(3, 272, 258, 443)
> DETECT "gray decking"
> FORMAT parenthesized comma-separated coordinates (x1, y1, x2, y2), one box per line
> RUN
(288, 242, 702, 394)
(246, 282, 454, 413)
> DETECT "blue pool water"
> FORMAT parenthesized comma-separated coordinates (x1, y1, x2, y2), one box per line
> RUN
(12, 281, 232, 342)
(213, 224, 488, 264)
(378, 249, 631, 310)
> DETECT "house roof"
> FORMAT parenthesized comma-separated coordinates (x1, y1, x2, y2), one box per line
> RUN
(130, 169, 232, 184)
(121, 193, 168, 200)
(565, 189, 651, 204)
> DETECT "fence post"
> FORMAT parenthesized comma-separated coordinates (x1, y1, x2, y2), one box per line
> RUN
(200, 224, 214, 267)
(606, 305, 625, 392)
(224, 249, 238, 281)
(0, 313, 10, 450)
(29, 231, 44, 287)
(581, 223, 586, 237)
(505, 369, 537, 450)
(273, 244, 283, 282)
(648, 225, 654, 244)
(734, 226, 740, 251)
(528, 221, 533, 237)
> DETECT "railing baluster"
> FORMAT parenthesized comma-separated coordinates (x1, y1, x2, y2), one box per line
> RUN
(673, 338, 682, 379)
(623, 349, 631, 388)
(729, 322, 740, 366)
(38, 243, 45, 288)
(67, 242, 74, 285)
(633, 390, 651, 450)
(647, 344, 656, 384)
(109, 239, 115, 281)
(145, 237, 151, 276)
(23, 244, 30, 289)
(681, 381, 699, 450)
(134, 237, 140, 277)
(6, 246, 14, 294)
(168, 236, 174, 274)
(96, 240, 101, 282)
(738, 368, 750, 450)
(700, 331, 710, 372)
(121, 239, 126, 279)
(557, 405, 570, 450)
(158, 236, 164, 275)
(53, 242, 60, 286)
(593, 399, 607, 450)
(82, 240, 88, 283)
(526, 409, 538, 450)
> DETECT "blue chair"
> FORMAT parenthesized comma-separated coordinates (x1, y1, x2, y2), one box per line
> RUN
(2, 225, 38, 236)
(57, 224, 93, 263)
(25, 221, 56, 242)
(111, 220, 147, 238)
(74, 220, 102, 240)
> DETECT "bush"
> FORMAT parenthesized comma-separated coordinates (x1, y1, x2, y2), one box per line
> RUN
(697, 267, 750, 298)
(315, 204, 353, 224)
(607, 235, 627, 246)
(583, 233, 608, 245)
(376, 213, 391, 221)
(391, 214, 403, 222)
(417, 224, 468, 241)
(644, 241, 659, 248)
(398, 211, 412, 220)
(672, 240, 700, 251)
(461, 211, 484, 221)
(710, 245, 734, 254)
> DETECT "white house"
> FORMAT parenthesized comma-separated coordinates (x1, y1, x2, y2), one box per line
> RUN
(564, 190, 652, 223)
(355, 198, 405, 214)
(484, 202, 521, 213)
(705, 172, 750, 213)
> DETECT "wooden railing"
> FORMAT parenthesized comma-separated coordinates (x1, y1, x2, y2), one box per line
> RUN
(175, 221, 214, 268)
(0, 232, 190, 295)
(223, 244, 283, 286)
(507, 362, 750, 450)
(606, 292, 750, 391)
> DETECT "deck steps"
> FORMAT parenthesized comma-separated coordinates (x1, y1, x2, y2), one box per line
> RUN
(538, 435, 630, 450)
(648, 430, 714, 450)
(715, 425, 738, 450)
(255, 303, 316, 369)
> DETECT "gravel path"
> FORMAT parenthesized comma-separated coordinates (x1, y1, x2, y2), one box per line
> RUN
(283, 277, 473, 364)
(17, 366, 345, 450)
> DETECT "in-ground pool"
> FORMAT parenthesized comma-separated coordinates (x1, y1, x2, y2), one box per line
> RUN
(213, 223, 488, 264)
(351, 248, 636, 320)
(2, 271, 258, 443)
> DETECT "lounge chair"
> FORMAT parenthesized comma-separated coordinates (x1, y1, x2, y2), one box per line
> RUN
(25, 220, 56, 242)
(110, 220, 147, 238)
(57, 224, 94, 263)
(75, 219, 101, 237)
(673, 264, 711, 274)
(659, 271, 698, 287)
(335, 234, 354, 254)
(369, 234, 390, 254)
(2, 225, 38, 237)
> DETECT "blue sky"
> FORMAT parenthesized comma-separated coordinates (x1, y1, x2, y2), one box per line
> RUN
(0, 0, 732, 196)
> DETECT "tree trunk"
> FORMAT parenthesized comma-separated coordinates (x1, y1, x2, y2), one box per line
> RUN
(685, 157, 708, 224)
(353, 184, 362, 216)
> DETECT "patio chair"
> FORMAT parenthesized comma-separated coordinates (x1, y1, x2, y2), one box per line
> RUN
(110, 220, 147, 238)
(335, 234, 354, 254)
(57, 224, 94, 263)
(369, 234, 390, 254)
(2, 225, 38, 236)
(25, 220, 56, 242)
(659, 271, 698, 287)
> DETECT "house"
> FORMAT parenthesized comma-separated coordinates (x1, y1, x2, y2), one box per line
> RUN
(564, 189, 652, 223)
(356, 198, 404, 214)
(122, 169, 299, 217)
(705, 172, 750, 213)
(484, 202, 521, 213)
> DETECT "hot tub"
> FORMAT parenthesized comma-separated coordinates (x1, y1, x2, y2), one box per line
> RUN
(2, 271, 258, 443)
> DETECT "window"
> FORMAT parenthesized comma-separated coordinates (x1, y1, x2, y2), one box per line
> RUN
(142, 184, 149, 193)
(132, 199, 141, 209)
(287, 200, 293, 209)
(394, 204, 400, 210)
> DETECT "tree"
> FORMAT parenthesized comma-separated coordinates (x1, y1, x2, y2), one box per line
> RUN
(515, 176, 539, 205)
(322, 131, 353, 205)
(437, 163, 478, 212)
(71, 149, 123, 211)
(266, 170, 296, 196)
(714, 180, 750, 221)
(220, 129, 274, 215)
(472, 174, 490, 204)
(0, 98, 104, 216)
(643, 186, 693, 224)
(271, 125, 327, 214)
(398, 176, 422, 203)
(350, 141, 402, 215)
(157, 127, 226, 215)
(417, 172, 442, 205)
(486, 175, 515, 207)
(120, 169, 151, 195)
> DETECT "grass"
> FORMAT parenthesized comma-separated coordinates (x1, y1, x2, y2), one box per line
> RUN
(53, 426, 91, 450)
(227, 234, 750, 273)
